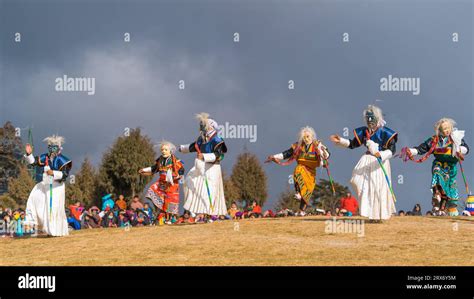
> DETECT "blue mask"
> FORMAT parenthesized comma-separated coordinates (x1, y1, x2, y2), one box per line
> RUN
(48, 145, 60, 155)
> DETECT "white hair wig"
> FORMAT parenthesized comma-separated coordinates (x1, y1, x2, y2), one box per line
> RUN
(434, 118, 456, 135)
(196, 112, 210, 124)
(43, 134, 65, 147)
(157, 140, 176, 154)
(298, 126, 317, 144)
(363, 105, 386, 127)
(195, 112, 218, 131)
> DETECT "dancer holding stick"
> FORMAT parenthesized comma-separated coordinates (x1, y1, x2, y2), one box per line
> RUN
(265, 126, 330, 216)
(330, 105, 398, 222)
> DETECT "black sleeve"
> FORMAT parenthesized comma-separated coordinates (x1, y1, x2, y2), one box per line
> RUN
(213, 142, 228, 162)
(414, 137, 433, 156)
(461, 139, 469, 155)
(281, 147, 294, 159)
(386, 138, 396, 154)
(324, 146, 331, 160)
(178, 166, 185, 176)
(348, 137, 364, 149)
(150, 158, 160, 174)
(29, 155, 42, 167)
(188, 142, 197, 153)
(58, 163, 72, 182)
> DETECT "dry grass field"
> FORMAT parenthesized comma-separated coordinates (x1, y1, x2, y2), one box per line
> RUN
(1, 216, 473, 266)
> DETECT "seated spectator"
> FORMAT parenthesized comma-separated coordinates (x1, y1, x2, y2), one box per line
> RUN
(194, 214, 206, 223)
(67, 216, 81, 230)
(69, 201, 84, 222)
(263, 210, 275, 218)
(101, 194, 115, 211)
(83, 208, 101, 229)
(339, 192, 359, 216)
(115, 194, 127, 210)
(2, 210, 13, 237)
(228, 202, 242, 220)
(117, 210, 131, 227)
(398, 210, 405, 216)
(177, 211, 194, 224)
(247, 200, 262, 218)
(133, 209, 150, 226)
(13, 210, 24, 237)
(102, 210, 117, 228)
(130, 195, 144, 211)
(425, 211, 433, 216)
(412, 204, 422, 216)
(143, 203, 155, 223)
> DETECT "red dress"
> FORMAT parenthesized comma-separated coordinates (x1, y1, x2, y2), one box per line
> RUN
(145, 155, 184, 215)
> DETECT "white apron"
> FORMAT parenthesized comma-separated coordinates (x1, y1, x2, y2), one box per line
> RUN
(25, 173, 69, 236)
(183, 159, 227, 216)
(350, 154, 396, 220)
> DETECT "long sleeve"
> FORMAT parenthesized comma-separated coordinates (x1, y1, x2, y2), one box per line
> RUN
(178, 164, 185, 176)
(281, 147, 294, 160)
(188, 142, 197, 153)
(150, 159, 160, 173)
(56, 164, 71, 182)
(347, 136, 365, 149)
(385, 136, 397, 155)
(24, 153, 44, 166)
(460, 139, 469, 155)
(414, 137, 434, 156)
(204, 142, 227, 163)
(24, 153, 35, 164)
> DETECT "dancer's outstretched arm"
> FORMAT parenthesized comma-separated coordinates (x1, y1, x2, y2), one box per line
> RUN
(330, 134, 363, 149)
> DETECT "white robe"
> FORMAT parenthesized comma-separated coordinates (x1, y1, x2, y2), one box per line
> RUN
(183, 158, 227, 216)
(25, 170, 69, 236)
(350, 154, 396, 220)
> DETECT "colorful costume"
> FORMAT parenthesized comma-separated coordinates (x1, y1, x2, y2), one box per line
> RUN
(272, 140, 330, 205)
(24, 135, 71, 236)
(179, 113, 228, 216)
(335, 106, 397, 220)
(404, 126, 469, 215)
(144, 155, 184, 215)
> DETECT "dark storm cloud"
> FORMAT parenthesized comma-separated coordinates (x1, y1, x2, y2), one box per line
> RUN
(1, 0, 472, 211)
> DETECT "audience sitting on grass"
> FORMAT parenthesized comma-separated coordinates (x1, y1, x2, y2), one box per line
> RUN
(1, 193, 472, 238)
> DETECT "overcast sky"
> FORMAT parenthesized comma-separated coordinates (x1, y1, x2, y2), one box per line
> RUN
(1, 0, 472, 212)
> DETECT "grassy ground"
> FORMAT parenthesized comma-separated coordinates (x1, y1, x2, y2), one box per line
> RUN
(1, 216, 473, 266)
